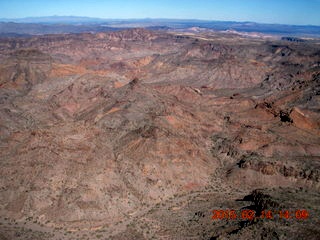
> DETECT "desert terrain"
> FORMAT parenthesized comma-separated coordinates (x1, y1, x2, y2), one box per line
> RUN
(0, 28, 319, 239)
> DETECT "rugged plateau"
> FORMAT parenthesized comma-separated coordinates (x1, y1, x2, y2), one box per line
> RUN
(0, 28, 319, 239)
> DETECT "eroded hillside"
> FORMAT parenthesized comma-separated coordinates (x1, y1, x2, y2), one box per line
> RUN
(0, 29, 319, 240)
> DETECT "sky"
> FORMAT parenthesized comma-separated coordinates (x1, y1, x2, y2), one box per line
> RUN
(0, 0, 320, 25)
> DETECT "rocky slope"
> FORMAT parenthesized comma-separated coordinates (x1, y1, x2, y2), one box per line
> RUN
(0, 29, 319, 239)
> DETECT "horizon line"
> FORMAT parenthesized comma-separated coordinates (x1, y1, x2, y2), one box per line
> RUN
(1, 15, 320, 27)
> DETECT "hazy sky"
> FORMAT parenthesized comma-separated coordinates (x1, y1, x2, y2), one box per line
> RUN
(1, 0, 320, 25)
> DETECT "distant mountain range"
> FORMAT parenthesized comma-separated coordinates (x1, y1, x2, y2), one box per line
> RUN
(0, 16, 106, 24)
(0, 16, 320, 37)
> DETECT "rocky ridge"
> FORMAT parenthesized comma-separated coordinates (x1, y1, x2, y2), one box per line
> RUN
(0, 29, 319, 239)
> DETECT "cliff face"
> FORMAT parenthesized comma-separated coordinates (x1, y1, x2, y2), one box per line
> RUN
(0, 29, 319, 239)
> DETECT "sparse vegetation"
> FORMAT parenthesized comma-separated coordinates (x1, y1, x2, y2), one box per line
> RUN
(1, 23, 320, 240)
